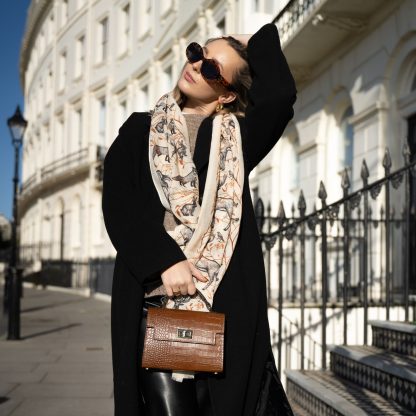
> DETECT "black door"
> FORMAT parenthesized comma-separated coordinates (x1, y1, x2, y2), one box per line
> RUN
(407, 114, 416, 292)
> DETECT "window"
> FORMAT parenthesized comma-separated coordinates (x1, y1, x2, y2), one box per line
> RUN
(119, 3, 130, 54)
(139, 0, 151, 37)
(58, 50, 66, 91)
(97, 17, 109, 63)
(75, 34, 85, 77)
(98, 97, 106, 146)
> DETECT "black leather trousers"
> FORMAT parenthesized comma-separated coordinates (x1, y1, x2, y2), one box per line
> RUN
(138, 295, 214, 416)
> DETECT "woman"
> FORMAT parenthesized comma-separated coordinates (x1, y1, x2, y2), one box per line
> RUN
(102, 22, 297, 416)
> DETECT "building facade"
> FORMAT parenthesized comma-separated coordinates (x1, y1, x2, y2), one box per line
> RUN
(18, 0, 415, 383)
(19, 0, 288, 265)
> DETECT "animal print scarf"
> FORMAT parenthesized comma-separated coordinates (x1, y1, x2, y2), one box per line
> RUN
(148, 91, 244, 381)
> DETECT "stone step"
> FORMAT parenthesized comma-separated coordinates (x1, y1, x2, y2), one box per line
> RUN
(369, 320, 416, 357)
(329, 345, 416, 412)
(286, 369, 414, 416)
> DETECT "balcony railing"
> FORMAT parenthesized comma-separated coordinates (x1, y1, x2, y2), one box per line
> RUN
(273, 0, 323, 45)
(41, 148, 89, 181)
(20, 146, 105, 197)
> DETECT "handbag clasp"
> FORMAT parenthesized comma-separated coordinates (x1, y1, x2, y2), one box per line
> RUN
(177, 328, 193, 339)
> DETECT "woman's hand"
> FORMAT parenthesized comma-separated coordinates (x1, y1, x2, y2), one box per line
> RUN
(161, 259, 208, 297)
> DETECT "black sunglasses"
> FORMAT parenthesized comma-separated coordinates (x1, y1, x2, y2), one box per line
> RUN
(186, 42, 235, 91)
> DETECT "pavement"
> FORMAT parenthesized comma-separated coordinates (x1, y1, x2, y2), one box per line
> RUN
(0, 285, 114, 416)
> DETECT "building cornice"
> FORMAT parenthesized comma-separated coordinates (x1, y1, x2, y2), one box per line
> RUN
(19, 0, 52, 92)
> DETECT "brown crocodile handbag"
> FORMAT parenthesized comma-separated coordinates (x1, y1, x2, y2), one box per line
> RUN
(141, 305, 225, 374)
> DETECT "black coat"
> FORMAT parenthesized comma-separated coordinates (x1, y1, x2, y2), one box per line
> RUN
(102, 23, 297, 416)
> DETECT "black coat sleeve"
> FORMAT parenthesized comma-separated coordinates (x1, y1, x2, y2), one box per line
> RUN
(102, 114, 187, 285)
(244, 23, 297, 173)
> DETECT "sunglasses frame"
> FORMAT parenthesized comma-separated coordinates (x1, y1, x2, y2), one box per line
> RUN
(186, 42, 236, 92)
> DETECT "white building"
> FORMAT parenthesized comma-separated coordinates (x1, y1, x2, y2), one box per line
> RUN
(19, 0, 415, 383)
(18, 0, 288, 264)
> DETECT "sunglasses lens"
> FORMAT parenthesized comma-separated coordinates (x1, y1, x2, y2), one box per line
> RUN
(201, 60, 220, 80)
(186, 43, 202, 63)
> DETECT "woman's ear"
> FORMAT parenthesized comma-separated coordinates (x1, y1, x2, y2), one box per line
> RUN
(219, 91, 237, 105)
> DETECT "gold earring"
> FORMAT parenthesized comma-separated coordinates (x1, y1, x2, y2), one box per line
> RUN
(215, 102, 224, 112)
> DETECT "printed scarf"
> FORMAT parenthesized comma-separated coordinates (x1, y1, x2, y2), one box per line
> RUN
(148, 91, 244, 381)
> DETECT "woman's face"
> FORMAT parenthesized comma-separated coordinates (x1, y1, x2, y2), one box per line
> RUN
(177, 39, 245, 107)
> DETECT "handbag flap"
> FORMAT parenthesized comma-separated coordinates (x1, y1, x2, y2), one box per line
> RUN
(146, 307, 225, 346)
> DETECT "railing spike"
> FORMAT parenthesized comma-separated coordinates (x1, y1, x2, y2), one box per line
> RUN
(361, 159, 369, 181)
(298, 190, 306, 215)
(341, 168, 350, 190)
(277, 201, 286, 219)
(382, 147, 392, 170)
(318, 181, 327, 201)
(254, 197, 264, 217)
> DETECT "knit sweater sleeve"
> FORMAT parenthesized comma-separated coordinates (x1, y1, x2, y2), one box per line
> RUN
(102, 113, 187, 285)
(243, 23, 297, 173)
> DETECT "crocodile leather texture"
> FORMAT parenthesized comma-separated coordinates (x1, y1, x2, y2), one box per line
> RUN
(141, 307, 225, 373)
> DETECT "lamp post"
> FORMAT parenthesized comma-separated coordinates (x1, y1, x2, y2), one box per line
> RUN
(6, 105, 27, 340)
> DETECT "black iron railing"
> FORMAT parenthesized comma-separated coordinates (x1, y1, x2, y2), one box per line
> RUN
(255, 145, 416, 374)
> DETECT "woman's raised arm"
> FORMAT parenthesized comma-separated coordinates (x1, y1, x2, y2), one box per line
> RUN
(102, 114, 187, 285)
(242, 23, 297, 173)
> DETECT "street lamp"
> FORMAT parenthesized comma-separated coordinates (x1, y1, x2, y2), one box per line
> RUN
(6, 105, 27, 340)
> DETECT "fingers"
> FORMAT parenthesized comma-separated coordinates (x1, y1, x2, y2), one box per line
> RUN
(161, 260, 208, 297)
(187, 282, 197, 296)
(189, 262, 209, 282)
(164, 285, 174, 297)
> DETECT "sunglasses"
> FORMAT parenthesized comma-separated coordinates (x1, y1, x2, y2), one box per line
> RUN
(185, 42, 235, 91)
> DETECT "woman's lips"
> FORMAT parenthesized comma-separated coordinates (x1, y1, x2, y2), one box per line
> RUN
(184, 71, 195, 83)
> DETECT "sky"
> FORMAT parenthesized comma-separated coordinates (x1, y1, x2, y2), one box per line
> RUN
(0, 1, 31, 221)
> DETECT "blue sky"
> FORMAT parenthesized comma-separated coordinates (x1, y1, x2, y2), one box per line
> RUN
(0, 1, 31, 221)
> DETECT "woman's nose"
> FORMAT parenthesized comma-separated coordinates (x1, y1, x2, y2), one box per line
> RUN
(192, 61, 201, 72)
